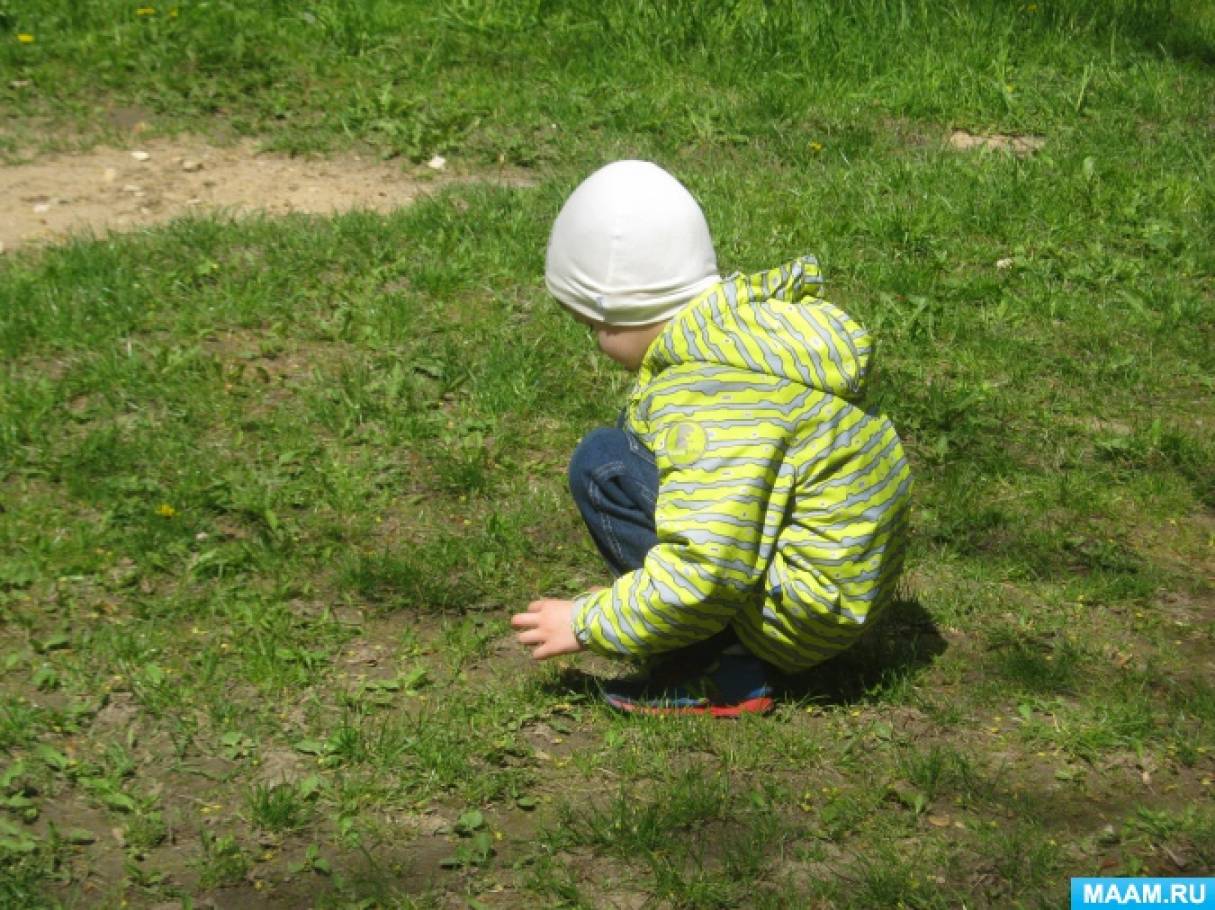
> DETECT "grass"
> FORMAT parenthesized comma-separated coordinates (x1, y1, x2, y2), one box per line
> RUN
(1, 0, 1214, 906)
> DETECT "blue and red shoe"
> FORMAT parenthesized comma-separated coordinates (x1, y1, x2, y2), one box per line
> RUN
(602, 652, 777, 717)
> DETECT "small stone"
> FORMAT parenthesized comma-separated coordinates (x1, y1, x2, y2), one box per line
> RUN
(1162, 844, 1189, 870)
(996, 257, 1015, 270)
(131, 150, 151, 162)
(103, 167, 118, 183)
(187, 197, 202, 206)
(32, 202, 51, 214)
(182, 159, 202, 172)
(9, 80, 31, 90)
(426, 155, 447, 171)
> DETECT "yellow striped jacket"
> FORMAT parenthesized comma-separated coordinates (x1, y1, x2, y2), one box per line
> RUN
(571, 255, 912, 673)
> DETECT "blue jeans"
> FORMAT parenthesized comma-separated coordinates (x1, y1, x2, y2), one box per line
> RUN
(568, 427, 659, 577)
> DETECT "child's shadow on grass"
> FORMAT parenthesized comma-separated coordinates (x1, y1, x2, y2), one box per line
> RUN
(544, 596, 947, 710)
(780, 595, 946, 707)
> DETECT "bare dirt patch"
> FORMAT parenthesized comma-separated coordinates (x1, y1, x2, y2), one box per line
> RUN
(948, 129, 1045, 156)
(0, 137, 533, 254)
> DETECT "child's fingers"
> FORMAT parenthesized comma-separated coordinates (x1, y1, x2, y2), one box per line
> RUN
(512, 599, 576, 661)
(516, 632, 553, 660)
(511, 605, 548, 628)
(515, 629, 543, 647)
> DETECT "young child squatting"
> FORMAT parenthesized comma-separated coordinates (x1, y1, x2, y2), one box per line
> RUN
(511, 160, 912, 716)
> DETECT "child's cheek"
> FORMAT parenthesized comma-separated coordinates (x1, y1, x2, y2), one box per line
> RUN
(595, 330, 617, 360)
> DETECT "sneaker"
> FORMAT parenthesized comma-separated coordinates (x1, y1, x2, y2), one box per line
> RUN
(602, 652, 777, 717)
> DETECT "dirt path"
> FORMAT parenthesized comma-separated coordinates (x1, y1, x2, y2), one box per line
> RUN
(0, 128, 1043, 256)
(0, 138, 530, 253)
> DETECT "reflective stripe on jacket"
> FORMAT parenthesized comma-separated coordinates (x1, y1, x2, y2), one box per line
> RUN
(571, 255, 912, 673)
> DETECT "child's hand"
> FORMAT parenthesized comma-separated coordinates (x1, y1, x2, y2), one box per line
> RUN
(511, 598, 584, 660)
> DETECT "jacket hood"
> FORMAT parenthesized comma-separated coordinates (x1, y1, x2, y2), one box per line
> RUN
(638, 255, 872, 402)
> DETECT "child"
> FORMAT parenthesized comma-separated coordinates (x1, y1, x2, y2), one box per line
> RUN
(511, 160, 912, 716)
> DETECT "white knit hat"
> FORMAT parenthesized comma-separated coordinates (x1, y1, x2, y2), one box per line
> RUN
(545, 160, 721, 327)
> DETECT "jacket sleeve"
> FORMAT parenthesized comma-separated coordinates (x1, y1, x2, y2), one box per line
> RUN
(570, 422, 782, 657)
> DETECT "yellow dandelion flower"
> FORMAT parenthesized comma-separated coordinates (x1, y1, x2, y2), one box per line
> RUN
(136, 7, 156, 15)
(17, 34, 35, 44)
(156, 502, 176, 518)
(809, 141, 825, 153)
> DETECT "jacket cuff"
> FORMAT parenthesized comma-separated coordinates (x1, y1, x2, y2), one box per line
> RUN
(571, 589, 608, 651)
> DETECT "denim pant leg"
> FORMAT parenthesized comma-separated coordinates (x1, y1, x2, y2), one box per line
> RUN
(568, 427, 659, 577)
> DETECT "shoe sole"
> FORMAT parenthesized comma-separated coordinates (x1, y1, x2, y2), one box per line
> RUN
(604, 694, 775, 717)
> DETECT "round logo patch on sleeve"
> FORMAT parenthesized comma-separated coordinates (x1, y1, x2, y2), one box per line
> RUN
(664, 421, 708, 467)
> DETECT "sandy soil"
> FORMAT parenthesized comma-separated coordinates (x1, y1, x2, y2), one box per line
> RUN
(0, 138, 530, 254)
(0, 128, 1042, 255)
(947, 129, 1045, 155)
